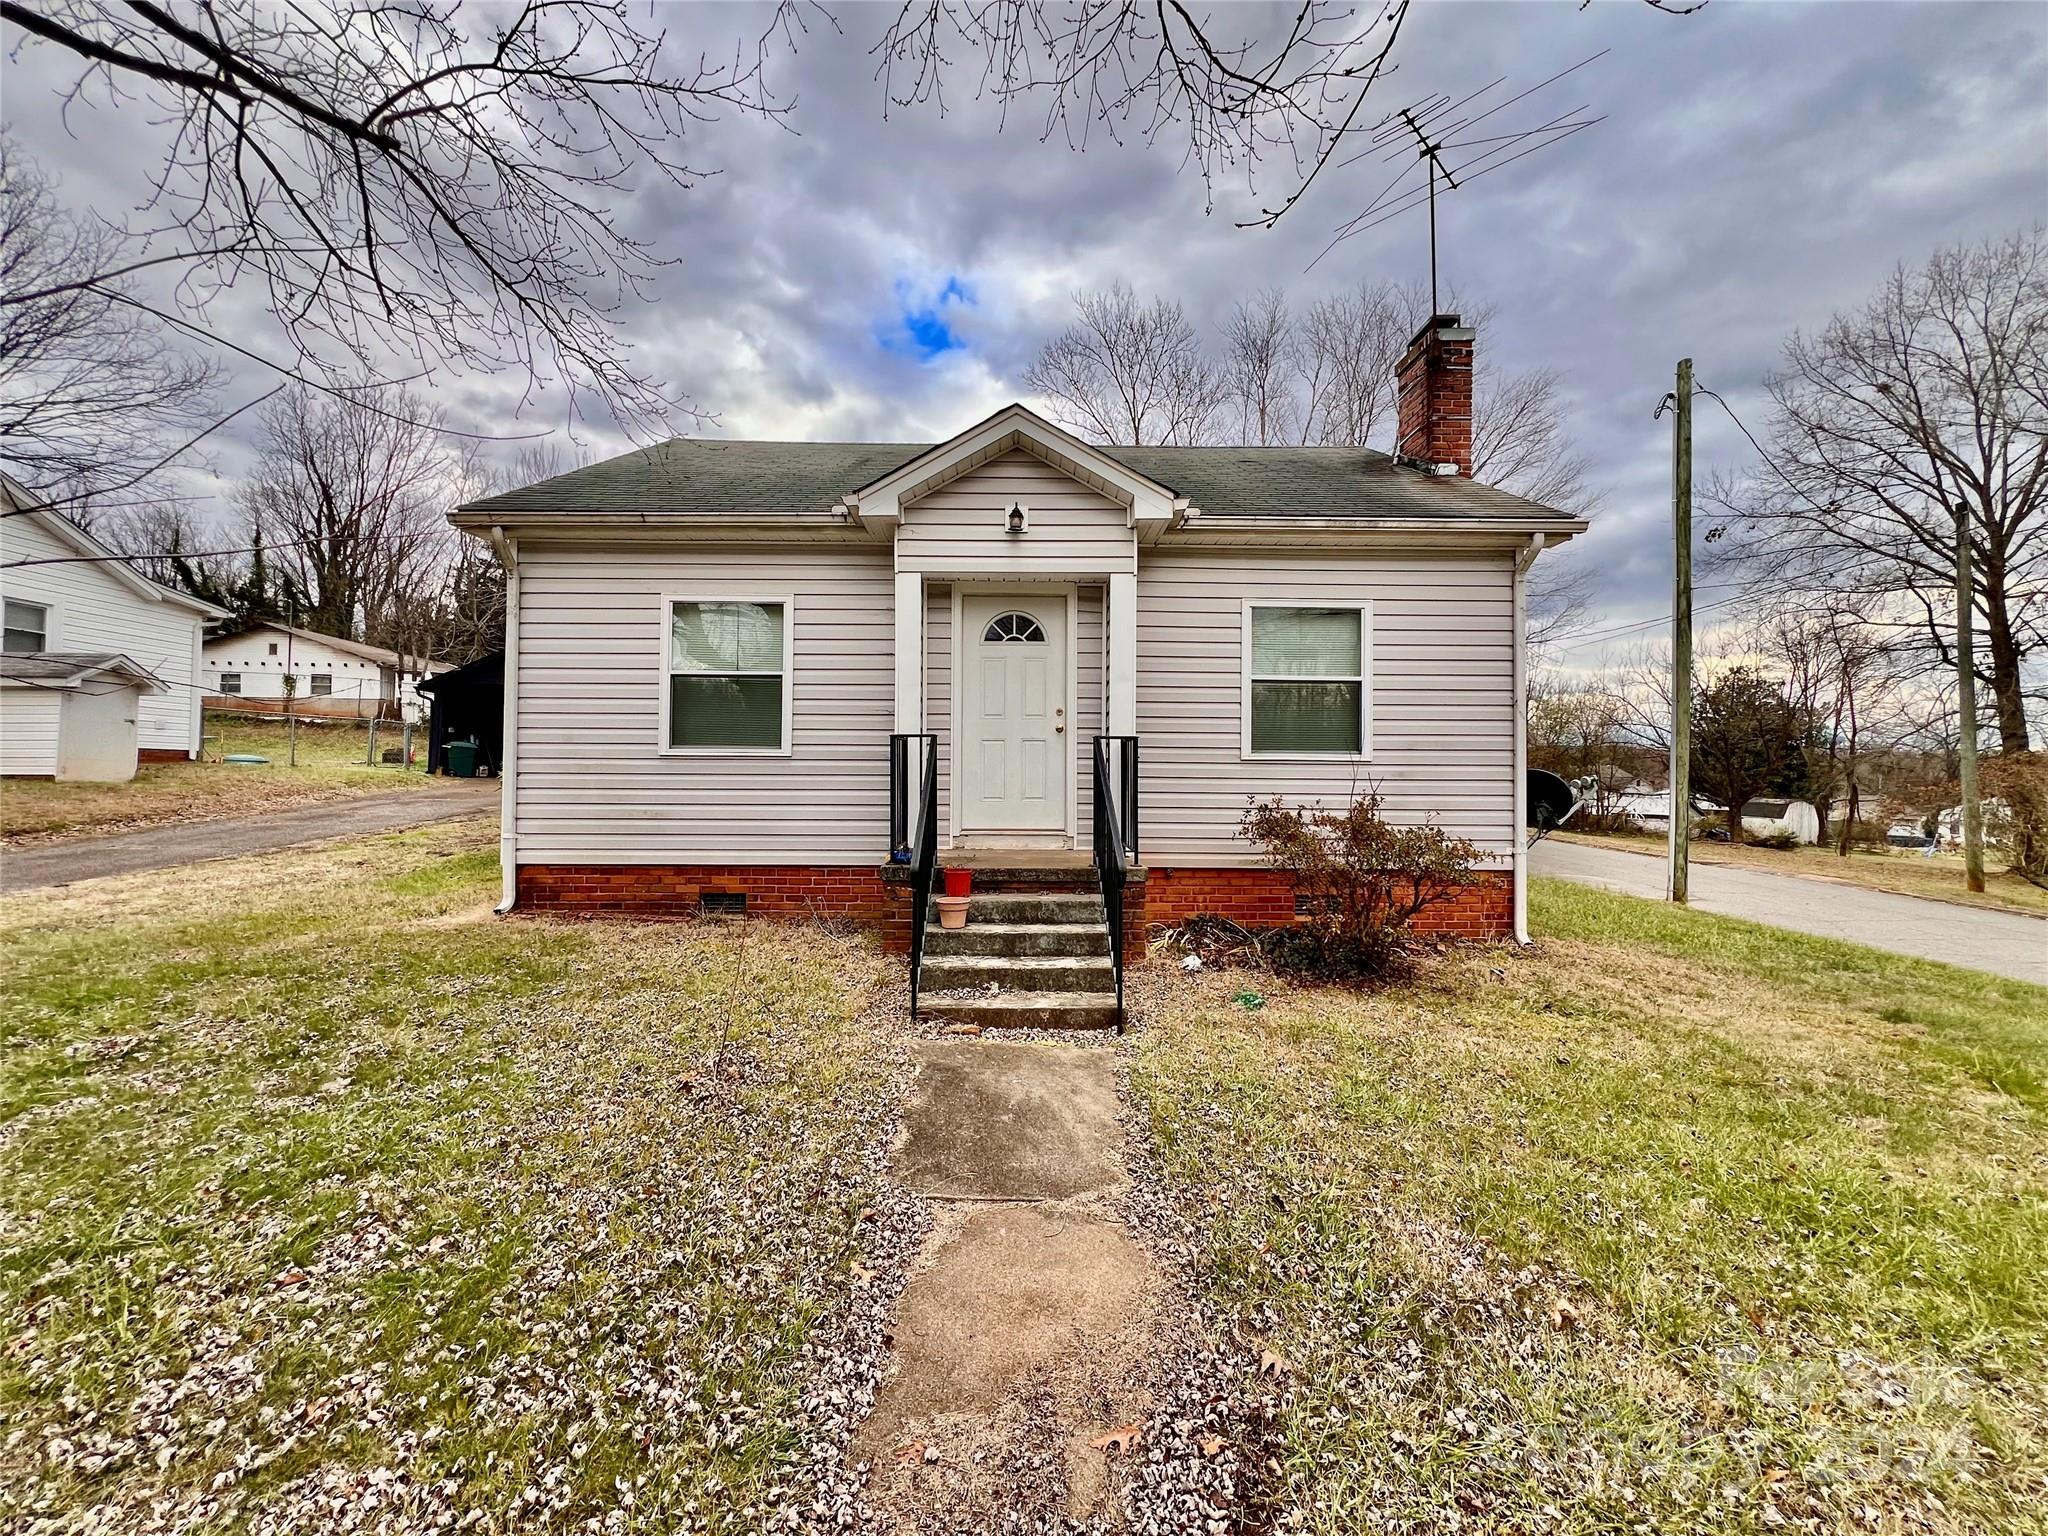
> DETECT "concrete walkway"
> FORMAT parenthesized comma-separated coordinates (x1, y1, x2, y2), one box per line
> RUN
(1533, 838, 2047, 986)
(0, 783, 498, 893)
(857, 1040, 1163, 1529)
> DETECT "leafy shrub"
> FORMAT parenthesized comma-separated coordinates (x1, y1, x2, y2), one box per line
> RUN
(1751, 829, 1800, 851)
(1239, 791, 1488, 982)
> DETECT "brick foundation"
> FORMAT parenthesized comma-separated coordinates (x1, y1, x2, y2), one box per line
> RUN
(512, 862, 1514, 947)
(518, 865, 890, 929)
(138, 747, 197, 764)
(1139, 866, 1513, 943)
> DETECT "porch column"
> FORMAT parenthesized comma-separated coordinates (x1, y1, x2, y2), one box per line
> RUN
(893, 570, 924, 733)
(1107, 571, 1138, 736)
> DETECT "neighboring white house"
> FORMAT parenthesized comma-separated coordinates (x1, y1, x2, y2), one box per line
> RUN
(1613, 781, 1673, 831)
(1937, 799, 2010, 849)
(0, 474, 230, 778)
(203, 622, 443, 721)
(452, 313, 1588, 993)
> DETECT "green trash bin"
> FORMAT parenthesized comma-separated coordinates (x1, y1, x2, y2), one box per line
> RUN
(444, 740, 479, 778)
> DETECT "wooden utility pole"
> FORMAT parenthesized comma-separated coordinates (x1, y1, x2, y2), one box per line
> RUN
(1668, 358, 1693, 905)
(1954, 502, 1985, 893)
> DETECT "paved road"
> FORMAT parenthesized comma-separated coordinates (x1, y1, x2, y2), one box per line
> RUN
(0, 783, 498, 894)
(1532, 839, 2047, 986)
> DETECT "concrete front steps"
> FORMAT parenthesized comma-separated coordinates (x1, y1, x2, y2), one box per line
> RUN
(920, 889, 1121, 1030)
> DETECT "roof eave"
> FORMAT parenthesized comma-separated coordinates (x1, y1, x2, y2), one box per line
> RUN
(1166, 513, 1589, 543)
(448, 507, 879, 541)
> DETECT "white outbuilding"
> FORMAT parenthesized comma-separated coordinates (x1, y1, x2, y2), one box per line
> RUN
(1740, 798, 1822, 845)
(1, 475, 230, 779)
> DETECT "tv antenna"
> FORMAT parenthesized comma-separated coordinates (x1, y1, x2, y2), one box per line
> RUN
(1309, 51, 1609, 294)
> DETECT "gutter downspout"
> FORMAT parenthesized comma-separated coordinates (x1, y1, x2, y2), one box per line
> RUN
(488, 525, 519, 913)
(1511, 532, 1546, 945)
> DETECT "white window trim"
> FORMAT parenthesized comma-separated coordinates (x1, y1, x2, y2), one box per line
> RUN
(219, 671, 242, 695)
(658, 593, 797, 758)
(3, 595, 53, 653)
(1239, 598, 1374, 762)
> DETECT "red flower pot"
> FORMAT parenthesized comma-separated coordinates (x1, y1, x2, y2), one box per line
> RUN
(942, 868, 973, 898)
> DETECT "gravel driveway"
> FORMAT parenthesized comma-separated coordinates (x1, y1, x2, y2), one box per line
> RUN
(0, 782, 498, 893)
(1533, 838, 2047, 986)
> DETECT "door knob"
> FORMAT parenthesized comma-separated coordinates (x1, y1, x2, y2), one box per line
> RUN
(1055, 724, 1065, 733)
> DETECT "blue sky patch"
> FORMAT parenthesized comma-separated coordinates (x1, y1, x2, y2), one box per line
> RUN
(882, 275, 973, 361)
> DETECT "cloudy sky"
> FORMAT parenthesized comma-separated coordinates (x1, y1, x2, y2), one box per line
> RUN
(6, 1, 2045, 660)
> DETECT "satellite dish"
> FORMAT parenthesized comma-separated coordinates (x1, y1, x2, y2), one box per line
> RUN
(1527, 770, 1576, 831)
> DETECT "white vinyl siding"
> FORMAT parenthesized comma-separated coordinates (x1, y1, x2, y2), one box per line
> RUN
(0, 689, 61, 775)
(897, 448, 1136, 576)
(0, 513, 207, 756)
(1137, 547, 1516, 863)
(514, 541, 892, 864)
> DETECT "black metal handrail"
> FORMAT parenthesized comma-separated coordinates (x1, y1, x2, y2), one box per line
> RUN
(890, 731, 940, 1019)
(1092, 734, 1139, 1033)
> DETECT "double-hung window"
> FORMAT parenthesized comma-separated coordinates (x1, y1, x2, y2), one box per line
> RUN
(665, 598, 791, 752)
(310, 673, 333, 697)
(3, 598, 49, 653)
(1243, 602, 1370, 756)
(219, 672, 242, 695)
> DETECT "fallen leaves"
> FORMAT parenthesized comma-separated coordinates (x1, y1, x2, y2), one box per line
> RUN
(1090, 1422, 1144, 1455)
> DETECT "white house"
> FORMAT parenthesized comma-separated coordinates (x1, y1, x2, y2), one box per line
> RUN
(452, 315, 1587, 1027)
(203, 622, 443, 721)
(1613, 781, 1673, 831)
(0, 475, 230, 779)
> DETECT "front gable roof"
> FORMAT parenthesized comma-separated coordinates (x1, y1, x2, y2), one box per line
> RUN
(843, 404, 1180, 533)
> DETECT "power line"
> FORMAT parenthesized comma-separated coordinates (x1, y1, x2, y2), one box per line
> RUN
(2, 532, 334, 571)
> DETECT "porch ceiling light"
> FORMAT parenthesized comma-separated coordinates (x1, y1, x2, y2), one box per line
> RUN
(1005, 501, 1028, 535)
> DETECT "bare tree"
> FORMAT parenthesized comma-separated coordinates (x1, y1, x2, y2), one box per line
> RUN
(1024, 283, 1225, 445)
(0, 0, 807, 432)
(1473, 366, 1592, 512)
(875, 1, 1411, 224)
(1713, 227, 2047, 753)
(1219, 289, 1298, 446)
(0, 136, 221, 501)
(95, 498, 238, 595)
(1295, 279, 1407, 447)
(238, 384, 454, 642)
(1761, 597, 1909, 851)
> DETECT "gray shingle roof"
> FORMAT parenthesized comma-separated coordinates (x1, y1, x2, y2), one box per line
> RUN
(0, 651, 166, 690)
(460, 441, 923, 516)
(456, 436, 1574, 522)
(1107, 445, 1568, 520)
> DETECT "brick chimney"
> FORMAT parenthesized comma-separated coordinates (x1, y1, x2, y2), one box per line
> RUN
(1394, 313, 1475, 477)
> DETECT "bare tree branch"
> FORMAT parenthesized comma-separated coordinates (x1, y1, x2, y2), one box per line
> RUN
(1708, 226, 2048, 752)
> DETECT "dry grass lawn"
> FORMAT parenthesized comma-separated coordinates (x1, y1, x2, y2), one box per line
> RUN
(1132, 879, 2048, 1534)
(0, 819, 915, 1535)
(1, 715, 439, 844)
(1554, 827, 2048, 916)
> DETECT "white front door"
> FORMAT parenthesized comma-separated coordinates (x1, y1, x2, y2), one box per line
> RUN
(961, 593, 1067, 834)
